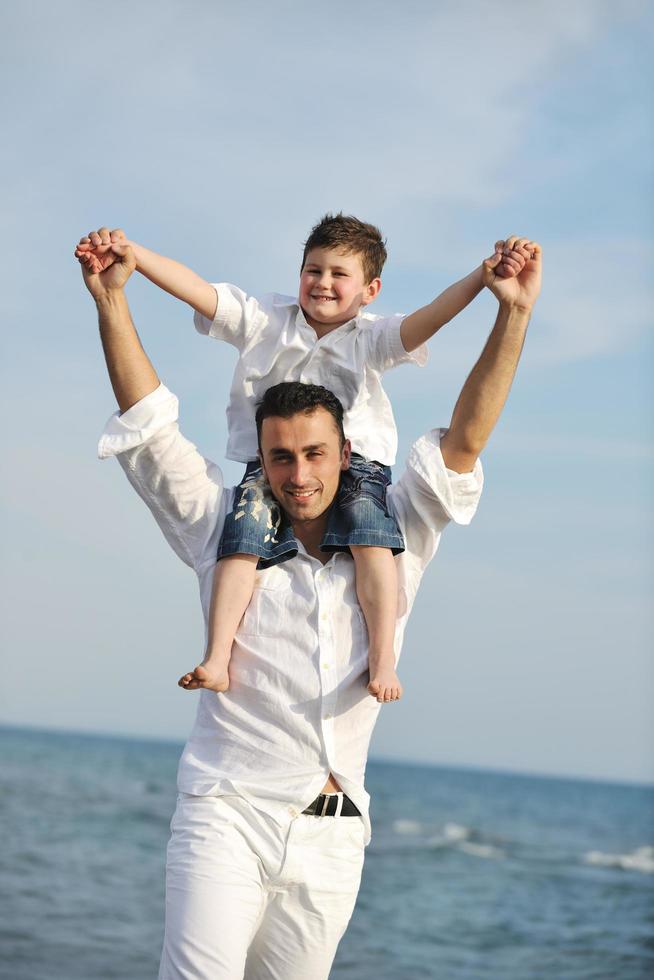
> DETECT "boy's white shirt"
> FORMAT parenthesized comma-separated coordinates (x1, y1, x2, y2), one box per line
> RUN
(194, 284, 428, 465)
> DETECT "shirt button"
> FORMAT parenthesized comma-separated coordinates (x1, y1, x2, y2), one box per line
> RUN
(325, 713, 333, 720)
(288, 806, 298, 817)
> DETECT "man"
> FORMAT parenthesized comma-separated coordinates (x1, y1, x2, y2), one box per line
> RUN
(82, 234, 541, 979)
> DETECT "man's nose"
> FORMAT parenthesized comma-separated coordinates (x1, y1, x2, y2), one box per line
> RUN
(290, 459, 309, 485)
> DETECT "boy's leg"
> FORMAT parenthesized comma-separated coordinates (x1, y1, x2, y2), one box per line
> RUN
(179, 460, 297, 692)
(178, 554, 259, 691)
(350, 546, 402, 702)
(321, 455, 404, 703)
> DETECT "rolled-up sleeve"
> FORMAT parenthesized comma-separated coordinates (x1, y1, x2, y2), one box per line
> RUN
(193, 283, 263, 351)
(97, 384, 226, 571)
(389, 428, 483, 575)
(363, 316, 428, 373)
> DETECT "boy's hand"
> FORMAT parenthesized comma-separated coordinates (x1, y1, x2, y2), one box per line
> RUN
(492, 235, 533, 278)
(483, 239, 542, 311)
(75, 227, 129, 272)
(76, 230, 136, 301)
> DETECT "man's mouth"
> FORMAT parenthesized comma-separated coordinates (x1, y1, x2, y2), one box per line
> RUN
(285, 488, 318, 499)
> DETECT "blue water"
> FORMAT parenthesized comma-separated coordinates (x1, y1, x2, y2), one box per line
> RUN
(1, 726, 652, 979)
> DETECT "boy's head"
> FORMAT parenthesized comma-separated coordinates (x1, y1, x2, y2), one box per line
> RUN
(299, 214, 386, 331)
(301, 213, 387, 284)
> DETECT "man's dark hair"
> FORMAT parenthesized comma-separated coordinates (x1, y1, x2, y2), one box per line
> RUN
(256, 382, 345, 450)
(301, 213, 387, 283)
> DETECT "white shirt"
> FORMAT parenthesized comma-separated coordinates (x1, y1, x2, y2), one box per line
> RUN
(98, 384, 483, 843)
(194, 286, 428, 465)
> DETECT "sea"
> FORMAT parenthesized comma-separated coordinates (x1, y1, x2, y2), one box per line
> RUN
(1, 726, 652, 980)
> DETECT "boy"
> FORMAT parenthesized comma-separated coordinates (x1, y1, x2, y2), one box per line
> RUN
(76, 216, 527, 703)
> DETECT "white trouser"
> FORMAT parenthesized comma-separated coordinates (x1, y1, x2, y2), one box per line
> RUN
(158, 793, 366, 980)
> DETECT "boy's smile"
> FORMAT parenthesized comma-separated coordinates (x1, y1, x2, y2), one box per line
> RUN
(299, 247, 381, 334)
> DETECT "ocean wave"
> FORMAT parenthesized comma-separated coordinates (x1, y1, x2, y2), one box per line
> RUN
(459, 841, 505, 860)
(391, 819, 505, 859)
(584, 845, 654, 874)
(392, 819, 422, 836)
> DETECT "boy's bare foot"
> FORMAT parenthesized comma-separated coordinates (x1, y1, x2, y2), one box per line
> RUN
(368, 668, 403, 703)
(178, 662, 230, 692)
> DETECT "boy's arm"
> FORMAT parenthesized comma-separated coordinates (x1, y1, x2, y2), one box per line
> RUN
(75, 227, 218, 321)
(399, 236, 532, 353)
(78, 240, 226, 570)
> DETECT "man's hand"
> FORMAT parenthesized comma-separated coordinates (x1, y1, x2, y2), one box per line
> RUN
(484, 237, 542, 311)
(75, 227, 128, 268)
(76, 227, 135, 300)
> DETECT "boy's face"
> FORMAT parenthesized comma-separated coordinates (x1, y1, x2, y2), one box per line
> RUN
(299, 247, 381, 331)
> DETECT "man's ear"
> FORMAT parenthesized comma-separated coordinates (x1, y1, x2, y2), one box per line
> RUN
(341, 439, 352, 470)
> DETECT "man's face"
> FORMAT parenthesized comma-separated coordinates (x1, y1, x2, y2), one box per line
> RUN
(299, 247, 381, 330)
(259, 408, 351, 527)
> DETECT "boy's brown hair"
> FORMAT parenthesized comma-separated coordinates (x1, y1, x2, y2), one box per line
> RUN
(302, 213, 387, 284)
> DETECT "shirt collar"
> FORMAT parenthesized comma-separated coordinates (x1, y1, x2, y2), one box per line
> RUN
(295, 539, 345, 569)
(292, 302, 359, 334)
(271, 293, 298, 308)
(271, 293, 362, 332)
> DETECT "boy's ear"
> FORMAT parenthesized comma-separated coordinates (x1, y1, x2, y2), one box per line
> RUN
(362, 277, 382, 306)
(340, 439, 352, 470)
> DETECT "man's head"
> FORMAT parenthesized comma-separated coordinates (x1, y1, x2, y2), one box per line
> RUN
(256, 382, 350, 527)
(299, 214, 386, 330)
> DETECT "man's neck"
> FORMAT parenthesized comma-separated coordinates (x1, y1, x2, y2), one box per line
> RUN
(292, 518, 331, 564)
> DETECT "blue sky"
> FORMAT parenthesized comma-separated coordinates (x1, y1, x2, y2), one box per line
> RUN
(1, 0, 652, 783)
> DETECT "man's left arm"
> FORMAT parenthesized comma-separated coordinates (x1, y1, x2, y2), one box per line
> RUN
(399, 236, 531, 354)
(388, 239, 541, 586)
(440, 242, 542, 473)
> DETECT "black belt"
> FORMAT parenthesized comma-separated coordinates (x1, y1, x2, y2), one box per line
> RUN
(302, 793, 360, 817)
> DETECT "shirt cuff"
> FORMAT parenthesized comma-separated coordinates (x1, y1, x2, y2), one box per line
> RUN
(407, 428, 483, 524)
(97, 384, 179, 459)
(193, 283, 240, 338)
(391, 317, 428, 367)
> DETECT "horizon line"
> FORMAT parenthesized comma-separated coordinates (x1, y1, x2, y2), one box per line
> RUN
(2, 721, 652, 791)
